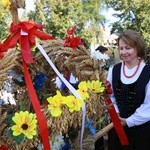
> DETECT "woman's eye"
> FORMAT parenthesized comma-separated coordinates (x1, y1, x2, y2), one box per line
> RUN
(126, 47, 131, 49)
(119, 47, 123, 50)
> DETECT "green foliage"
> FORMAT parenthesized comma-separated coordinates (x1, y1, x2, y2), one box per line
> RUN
(0, 5, 11, 41)
(8, 129, 25, 144)
(27, 0, 105, 48)
(19, 100, 28, 111)
(105, 0, 150, 46)
(6, 114, 25, 144)
(6, 114, 14, 125)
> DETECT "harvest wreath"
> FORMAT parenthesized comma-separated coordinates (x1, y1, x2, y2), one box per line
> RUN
(0, 0, 112, 150)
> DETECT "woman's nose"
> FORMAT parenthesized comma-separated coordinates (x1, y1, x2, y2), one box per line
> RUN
(121, 49, 127, 54)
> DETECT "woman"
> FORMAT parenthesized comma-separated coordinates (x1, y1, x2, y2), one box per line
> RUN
(107, 29, 150, 150)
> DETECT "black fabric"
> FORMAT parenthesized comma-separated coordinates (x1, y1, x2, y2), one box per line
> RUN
(95, 137, 104, 150)
(108, 64, 150, 150)
(112, 63, 150, 118)
(108, 124, 150, 150)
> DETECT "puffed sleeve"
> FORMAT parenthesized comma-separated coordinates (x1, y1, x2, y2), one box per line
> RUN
(126, 80, 150, 127)
(107, 66, 119, 113)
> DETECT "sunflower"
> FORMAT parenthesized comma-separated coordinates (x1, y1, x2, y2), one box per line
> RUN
(11, 111, 37, 139)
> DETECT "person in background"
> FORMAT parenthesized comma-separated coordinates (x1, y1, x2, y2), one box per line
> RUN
(94, 45, 110, 150)
(96, 46, 109, 55)
(107, 29, 150, 150)
(95, 46, 110, 71)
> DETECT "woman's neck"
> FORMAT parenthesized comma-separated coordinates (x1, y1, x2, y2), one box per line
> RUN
(124, 58, 140, 69)
(123, 59, 141, 78)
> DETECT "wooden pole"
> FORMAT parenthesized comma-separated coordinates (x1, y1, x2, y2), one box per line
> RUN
(10, 0, 19, 24)
(94, 122, 114, 141)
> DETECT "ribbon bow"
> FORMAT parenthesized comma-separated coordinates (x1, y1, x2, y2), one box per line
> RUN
(0, 21, 56, 150)
(1, 21, 55, 63)
(63, 25, 83, 49)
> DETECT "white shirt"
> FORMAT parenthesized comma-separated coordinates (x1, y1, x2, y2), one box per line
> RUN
(107, 61, 150, 127)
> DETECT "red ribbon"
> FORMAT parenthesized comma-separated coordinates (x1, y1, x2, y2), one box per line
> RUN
(105, 98, 129, 145)
(0, 145, 8, 150)
(0, 42, 4, 58)
(1, 21, 55, 63)
(63, 25, 83, 49)
(23, 59, 50, 150)
(105, 81, 129, 145)
(0, 21, 55, 149)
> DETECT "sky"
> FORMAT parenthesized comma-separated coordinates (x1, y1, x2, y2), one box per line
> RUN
(101, 8, 119, 30)
(25, 0, 35, 12)
(18, 0, 35, 18)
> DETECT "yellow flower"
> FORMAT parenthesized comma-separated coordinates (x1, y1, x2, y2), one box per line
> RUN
(11, 111, 37, 139)
(87, 80, 105, 93)
(47, 90, 65, 117)
(64, 95, 84, 112)
(1, 0, 11, 9)
(77, 81, 89, 100)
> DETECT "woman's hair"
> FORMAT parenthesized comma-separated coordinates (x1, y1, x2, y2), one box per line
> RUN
(117, 29, 146, 59)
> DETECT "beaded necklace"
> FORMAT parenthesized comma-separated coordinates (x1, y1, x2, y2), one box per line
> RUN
(123, 60, 141, 78)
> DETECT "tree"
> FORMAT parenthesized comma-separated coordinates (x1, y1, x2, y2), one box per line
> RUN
(27, 0, 105, 48)
(0, 4, 11, 41)
(105, 0, 150, 46)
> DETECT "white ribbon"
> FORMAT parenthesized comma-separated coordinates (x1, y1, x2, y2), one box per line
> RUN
(36, 43, 86, 150)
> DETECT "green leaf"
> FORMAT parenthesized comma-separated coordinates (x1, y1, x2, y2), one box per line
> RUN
(8, 129, 25, 144)
(19, 101, 27, 111)
(5, 114, 14, 125)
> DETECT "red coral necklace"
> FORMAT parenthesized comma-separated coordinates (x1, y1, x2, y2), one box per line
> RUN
(123, 60, 141, 78)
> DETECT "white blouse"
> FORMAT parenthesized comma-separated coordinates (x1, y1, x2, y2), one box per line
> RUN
(107, 61, 150, 127)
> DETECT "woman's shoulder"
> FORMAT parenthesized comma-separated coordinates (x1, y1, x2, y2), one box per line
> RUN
(107, 62, 121, 76)
(141, 61, 150, 70)
(109, 62, 122, 72)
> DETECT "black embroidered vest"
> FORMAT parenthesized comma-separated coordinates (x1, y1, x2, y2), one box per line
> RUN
(112, 63, 150, 118)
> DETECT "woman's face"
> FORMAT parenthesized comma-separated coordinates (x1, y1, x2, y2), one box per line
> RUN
(118, 38, 138, 62)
